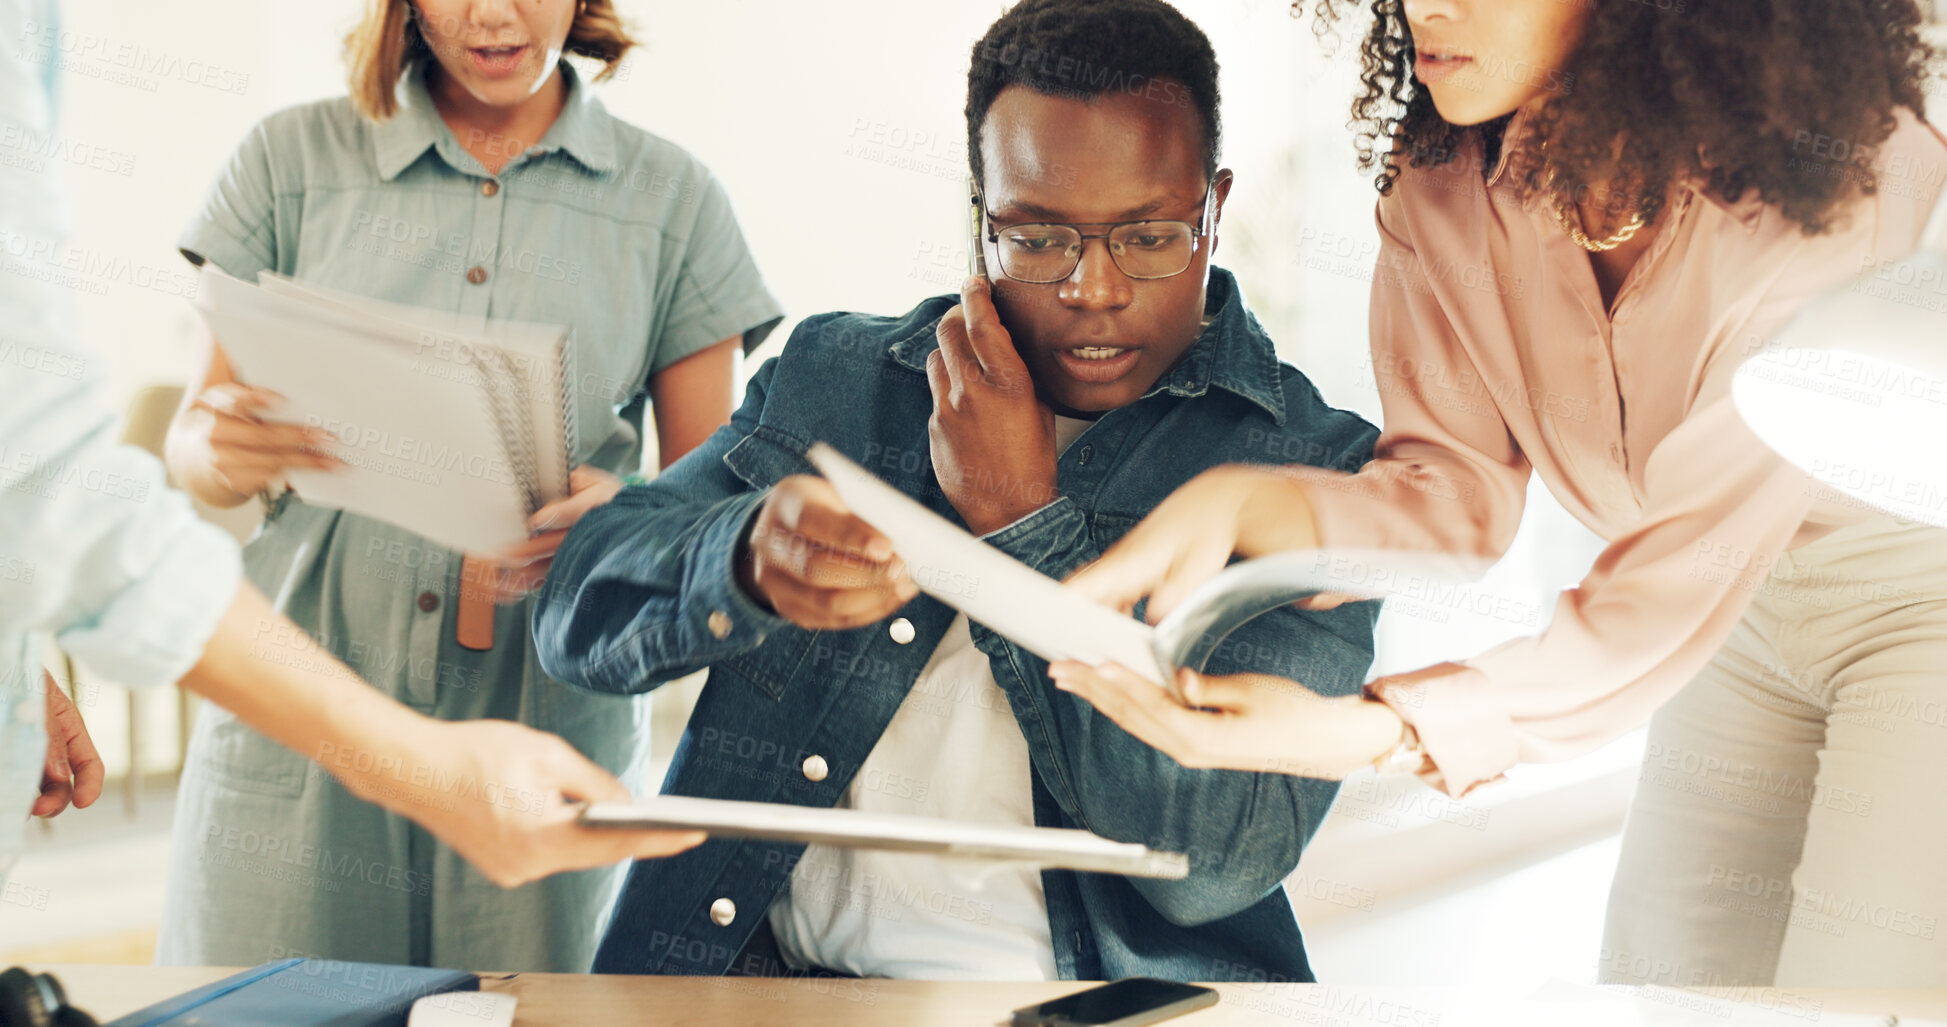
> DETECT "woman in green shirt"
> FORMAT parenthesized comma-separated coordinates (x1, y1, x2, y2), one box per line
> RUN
(160, 0, 782, 972)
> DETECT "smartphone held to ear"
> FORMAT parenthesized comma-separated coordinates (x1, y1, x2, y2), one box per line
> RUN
(969, 178, 991, 279)
(1010, 978, 1219, 1027)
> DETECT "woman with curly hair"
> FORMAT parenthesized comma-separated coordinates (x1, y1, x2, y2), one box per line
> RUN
(1054, 0, 1946, 986)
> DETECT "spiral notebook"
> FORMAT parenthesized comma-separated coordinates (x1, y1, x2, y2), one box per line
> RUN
(193, 266, 578, 554)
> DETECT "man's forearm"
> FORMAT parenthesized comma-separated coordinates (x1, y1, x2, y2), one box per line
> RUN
(536, 489, 785, 692)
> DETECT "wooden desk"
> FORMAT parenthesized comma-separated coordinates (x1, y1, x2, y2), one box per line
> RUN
(36, 964, 1947, 1026)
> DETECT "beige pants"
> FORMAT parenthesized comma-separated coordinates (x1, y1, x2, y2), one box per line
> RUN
(1600, 515, 1947, 988)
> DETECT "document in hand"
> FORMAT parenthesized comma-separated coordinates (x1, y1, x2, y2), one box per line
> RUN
(806, 443, 1492, 702)
(192, 266, 577, 553)
(580, 795, 1189, 879)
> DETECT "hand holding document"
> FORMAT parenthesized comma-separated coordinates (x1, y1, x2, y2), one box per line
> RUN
(191, 266, 579, 554)
(586, 448, 1487, 871)
(805, 444, 1491, 702)
(736, 473, 918, 630)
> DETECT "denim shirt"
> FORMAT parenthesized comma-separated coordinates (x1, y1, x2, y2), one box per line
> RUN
(535, 268, 1381, 983)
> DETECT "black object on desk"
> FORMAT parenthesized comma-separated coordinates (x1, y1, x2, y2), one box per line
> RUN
(0, 967, 100, 1027)
(1011, 978, 1219, 1027)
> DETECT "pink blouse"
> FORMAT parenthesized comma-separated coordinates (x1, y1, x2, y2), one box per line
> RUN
(1289, 109, 1947, 796)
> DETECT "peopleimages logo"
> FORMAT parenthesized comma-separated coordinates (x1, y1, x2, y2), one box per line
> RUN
(15, 19, 251, 95)
(0, 124, 136, 176)
(975, 42, 1196, 111)
(301, 415, 516, 488)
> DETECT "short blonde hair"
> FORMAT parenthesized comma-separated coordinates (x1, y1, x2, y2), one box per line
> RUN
(344, 0, 636, 121)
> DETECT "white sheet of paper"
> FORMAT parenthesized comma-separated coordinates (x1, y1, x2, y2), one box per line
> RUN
(807, 443, 1171, 685)
(808, 444, 1493, 696)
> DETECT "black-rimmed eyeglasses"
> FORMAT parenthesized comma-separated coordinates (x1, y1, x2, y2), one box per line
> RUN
(975, 182, 1218, 284)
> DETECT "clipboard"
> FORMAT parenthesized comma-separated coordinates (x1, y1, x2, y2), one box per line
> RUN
(578, 796, 1189, 879)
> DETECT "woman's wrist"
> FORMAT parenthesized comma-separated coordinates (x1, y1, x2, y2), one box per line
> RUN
(168, 431, 256, 509)
(273, 668, 434, 808)
(1359, 687, 1426, 775)
(1234, 467, 1320, 556)
(1360, 664, 1469, 775)
(325, 708, 452, 813)
(1340, 692, 1409, 769)
(193, 467, 252, 510)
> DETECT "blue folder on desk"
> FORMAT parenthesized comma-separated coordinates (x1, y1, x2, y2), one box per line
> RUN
(104, 958, 478, 1027)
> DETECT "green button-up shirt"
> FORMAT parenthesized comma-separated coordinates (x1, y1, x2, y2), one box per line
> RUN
(184, 59, 783, 475)
(156, 60, 783, 971)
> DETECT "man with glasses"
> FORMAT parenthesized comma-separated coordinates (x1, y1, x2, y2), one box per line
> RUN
(535, 0, 1380, 983)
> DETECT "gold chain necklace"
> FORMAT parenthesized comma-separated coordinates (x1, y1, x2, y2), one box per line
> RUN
(1538, 146, 1646, 252)
(1550, 198, 1645, 252)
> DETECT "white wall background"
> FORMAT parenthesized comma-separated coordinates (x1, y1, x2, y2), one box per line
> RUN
(59, 1, 1368, 401)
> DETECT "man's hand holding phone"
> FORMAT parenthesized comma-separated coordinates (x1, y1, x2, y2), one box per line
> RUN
(927, 277, 1059, 536)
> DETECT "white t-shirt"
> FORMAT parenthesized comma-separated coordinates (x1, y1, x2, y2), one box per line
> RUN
(767, 416, 1093, 979)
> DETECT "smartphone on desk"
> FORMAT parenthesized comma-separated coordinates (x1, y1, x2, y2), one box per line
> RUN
(1010, 978, 1219, 1027)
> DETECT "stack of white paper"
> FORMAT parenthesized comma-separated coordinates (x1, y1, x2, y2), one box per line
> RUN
(193, 266, 576, 554)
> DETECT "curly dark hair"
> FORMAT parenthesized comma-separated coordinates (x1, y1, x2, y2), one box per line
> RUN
(966, 0, 1222, 187)
(1300, 0, 1935, 235)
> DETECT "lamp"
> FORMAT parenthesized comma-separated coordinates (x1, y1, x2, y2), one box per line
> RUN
(1732, 193, 1947, 526)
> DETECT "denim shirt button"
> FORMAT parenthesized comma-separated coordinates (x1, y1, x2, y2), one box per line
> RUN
(802, 754, 829, 782)
(709, 897, 737, 926)
(707, 610, 733, 640)
(888, 617, 915, 645)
